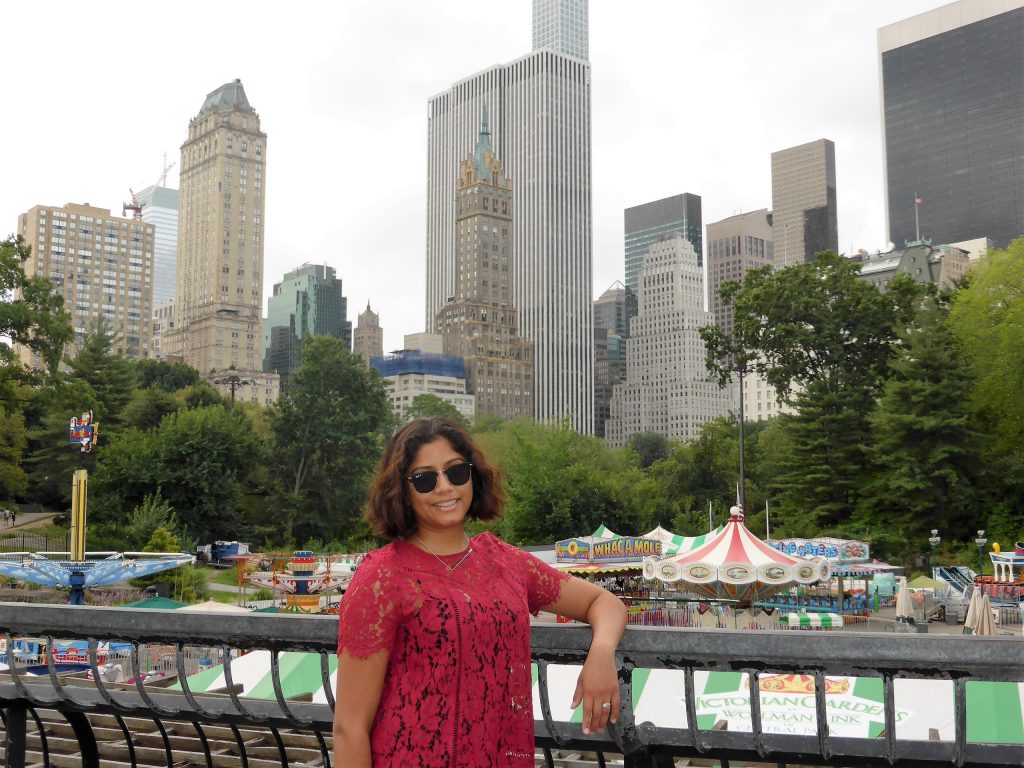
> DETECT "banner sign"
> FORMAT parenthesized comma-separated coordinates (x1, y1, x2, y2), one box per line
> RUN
(769, 538, 869, 564)
(69, 410, 99, 452)
(590, 536, 661, 563)
(555, 538, 592, 562)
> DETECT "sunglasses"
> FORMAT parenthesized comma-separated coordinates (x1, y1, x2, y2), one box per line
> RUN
(406, 462, 474, 494)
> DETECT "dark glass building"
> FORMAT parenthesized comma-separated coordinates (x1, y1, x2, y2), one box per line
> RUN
(880, 2, 1024, 249)
(623, 193, 702, 326)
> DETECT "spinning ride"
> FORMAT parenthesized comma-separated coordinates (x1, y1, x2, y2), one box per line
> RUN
(643, 506, 828, 606)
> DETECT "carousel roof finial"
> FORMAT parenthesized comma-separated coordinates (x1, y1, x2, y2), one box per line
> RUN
(730, 505, 745, 521)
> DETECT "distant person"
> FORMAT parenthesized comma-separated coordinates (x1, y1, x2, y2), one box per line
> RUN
(1, 509, 9, 527)
(333, 418, 626, 767)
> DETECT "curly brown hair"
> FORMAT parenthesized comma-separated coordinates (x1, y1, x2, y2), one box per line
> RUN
(366, 418, 505, 539)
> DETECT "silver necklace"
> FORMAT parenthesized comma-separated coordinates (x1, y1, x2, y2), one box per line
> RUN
(412, 533, 473, 572)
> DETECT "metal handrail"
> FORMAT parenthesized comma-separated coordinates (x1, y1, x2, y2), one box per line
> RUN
(0, 603, 1019, 768)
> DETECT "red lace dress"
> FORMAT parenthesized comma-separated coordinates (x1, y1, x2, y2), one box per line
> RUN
(336, 532, 569, 767)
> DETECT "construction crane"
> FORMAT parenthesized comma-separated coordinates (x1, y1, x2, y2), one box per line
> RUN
(158, 151, 176, 187)
(122, 188, 142, 220)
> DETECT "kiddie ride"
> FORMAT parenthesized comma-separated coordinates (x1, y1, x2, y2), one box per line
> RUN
(0, 410, 193, 605)
(240, 550, 363, 613)
(975, 540, 1024, 605)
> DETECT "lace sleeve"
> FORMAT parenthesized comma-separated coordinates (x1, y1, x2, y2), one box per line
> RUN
(490, 534, 570, 615)
(336, 549, 403, 659)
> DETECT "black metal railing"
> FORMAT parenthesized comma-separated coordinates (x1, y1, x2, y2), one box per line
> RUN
(0, 603, 1019, 767)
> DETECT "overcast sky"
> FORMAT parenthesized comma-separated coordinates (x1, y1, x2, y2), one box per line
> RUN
(3, 0, 943, 352)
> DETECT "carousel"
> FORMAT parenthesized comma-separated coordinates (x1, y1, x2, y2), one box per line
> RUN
(643, 506, 829, 607)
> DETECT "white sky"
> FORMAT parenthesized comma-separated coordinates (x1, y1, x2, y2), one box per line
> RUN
(2, 0, 943, 352)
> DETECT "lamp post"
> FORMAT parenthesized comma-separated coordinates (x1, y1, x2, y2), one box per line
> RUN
(974, 529, 987, 581)
(736, 362, 747, 515)
(213, 373, 252, 406)
(927, 528, 941, 576)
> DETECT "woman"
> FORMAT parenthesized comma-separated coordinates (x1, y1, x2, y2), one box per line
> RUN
(333, 418, 627, 767)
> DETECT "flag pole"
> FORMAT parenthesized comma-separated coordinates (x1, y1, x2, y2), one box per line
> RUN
(914, 192, 921, 242)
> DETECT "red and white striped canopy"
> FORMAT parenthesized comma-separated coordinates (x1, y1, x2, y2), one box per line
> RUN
(643, 508, 829, 605)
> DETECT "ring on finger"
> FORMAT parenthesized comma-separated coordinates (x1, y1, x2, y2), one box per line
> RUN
(601, 702, 611, 709)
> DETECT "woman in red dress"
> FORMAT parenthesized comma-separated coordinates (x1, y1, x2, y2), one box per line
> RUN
(333, 418, 626, 767)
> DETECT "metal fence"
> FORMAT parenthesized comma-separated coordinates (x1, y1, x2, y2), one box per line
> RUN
(0, 533, 69, 554)
(0, 603, 1019, 767)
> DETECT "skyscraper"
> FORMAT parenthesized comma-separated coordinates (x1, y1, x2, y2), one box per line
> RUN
(533, 0, 589, 60)
(133, 185, 179, 307)
(605, 236, 731, 444)
(770, 139, 838, 267)
(353, 303, 383, 364)
(593, 281, 626, 437)
(262, 263, 351, 388)
(624, 194, 702, 326)
(706, 209, 773, 336)
(162, 79, 278, 406)
(879, 0, 1024, 249)
(436, 115, 533, 421)
(16, 202, 154, 364)
(426, 2, 593, 432)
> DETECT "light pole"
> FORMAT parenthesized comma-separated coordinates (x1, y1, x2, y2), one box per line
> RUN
(213, 373, 252, 406)
(928, 528, 941, 576)
(974, 529, 987, 580)
(736, 362, 747, 514)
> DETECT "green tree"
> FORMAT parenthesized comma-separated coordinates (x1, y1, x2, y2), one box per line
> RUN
(405, 393, 469, 427)
(133, 359, 200, 393)
(268, 336, 394, 544)
(66, 319, 137, 437)
(858, 298, 984, 543)
(625, 432, 673, 469)
(0, 235, 73, 398)
(175, 382, 225, 410)
(123, 387, 179, 431)
(700, 252, 925, 529)
(92, 405, 261, 542)
(0, 406, 29, 501)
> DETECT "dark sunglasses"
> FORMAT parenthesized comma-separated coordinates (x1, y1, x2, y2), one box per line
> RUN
(406, 462, 474, 494)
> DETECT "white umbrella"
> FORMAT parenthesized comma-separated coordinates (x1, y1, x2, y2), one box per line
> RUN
(895, 576, 913, 622)
(963, 588, 981, 634)
(975, 595, 997, 636)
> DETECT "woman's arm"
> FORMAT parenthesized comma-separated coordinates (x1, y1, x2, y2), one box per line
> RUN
(332, 649, 389, 768)
(545, 576, 627, 736)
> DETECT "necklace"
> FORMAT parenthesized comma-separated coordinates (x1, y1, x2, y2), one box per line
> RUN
(412, 533, 473, 572)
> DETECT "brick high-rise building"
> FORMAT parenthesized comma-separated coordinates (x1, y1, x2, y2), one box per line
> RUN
(16, 202, 154, 364)
(353, 303, 383, 365)
(706, 209, 773, 336)
(162, 79, 278, 406)
(437, 115, 533, 421)
(770, 139, 838, 267)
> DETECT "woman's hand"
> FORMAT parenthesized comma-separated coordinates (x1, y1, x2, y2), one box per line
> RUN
(571, 640, 621, 735)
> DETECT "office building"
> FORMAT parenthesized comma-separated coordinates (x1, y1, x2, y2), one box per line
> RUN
(533, 0, 589, 60)
(771, 139, 838, 267)
(162, 79, 278, 405)
(426, 2, 593, 432)
(624, 194, 702, 325)
(16, 202, 154, 364)
(879, 0, 1024, 249)
(605, 236, 731, 444)
(353, 303, 383, 364)
(372, 350, 475, 423)
(593, 282, 626, 437)
(151, 301, 175, 360)
(706, 209, 773, 335)
(133, 185, 179, 307)
(850, 241, 972, 293)
(262, 264, 352, 388)
(436, 116, 533, 421)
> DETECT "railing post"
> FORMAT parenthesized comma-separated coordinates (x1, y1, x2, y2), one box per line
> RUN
(65, 710, 100, 768)
(4, 704, 28, 768)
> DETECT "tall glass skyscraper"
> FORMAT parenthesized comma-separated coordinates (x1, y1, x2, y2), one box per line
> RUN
(623, 193, 702, 327)
(879, 0, 1024, 249)
(262, 263, 351, 388)
(134, 185, 179, 307)
(426, 2, 593, 432)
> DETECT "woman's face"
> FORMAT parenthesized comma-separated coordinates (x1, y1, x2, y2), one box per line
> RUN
(405, 437, 474, 536)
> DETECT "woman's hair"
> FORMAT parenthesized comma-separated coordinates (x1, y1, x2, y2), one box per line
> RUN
(366, 418, 505, 539)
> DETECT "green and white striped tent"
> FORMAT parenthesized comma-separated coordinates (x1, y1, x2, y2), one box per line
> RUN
(778, 611, 843, 629)
(179, 655, 1023, 745)
(590, 524, 724, 557)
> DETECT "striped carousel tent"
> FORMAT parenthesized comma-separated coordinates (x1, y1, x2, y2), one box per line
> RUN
(643, 525, 724, 557)
(643, 507, 828, 606)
